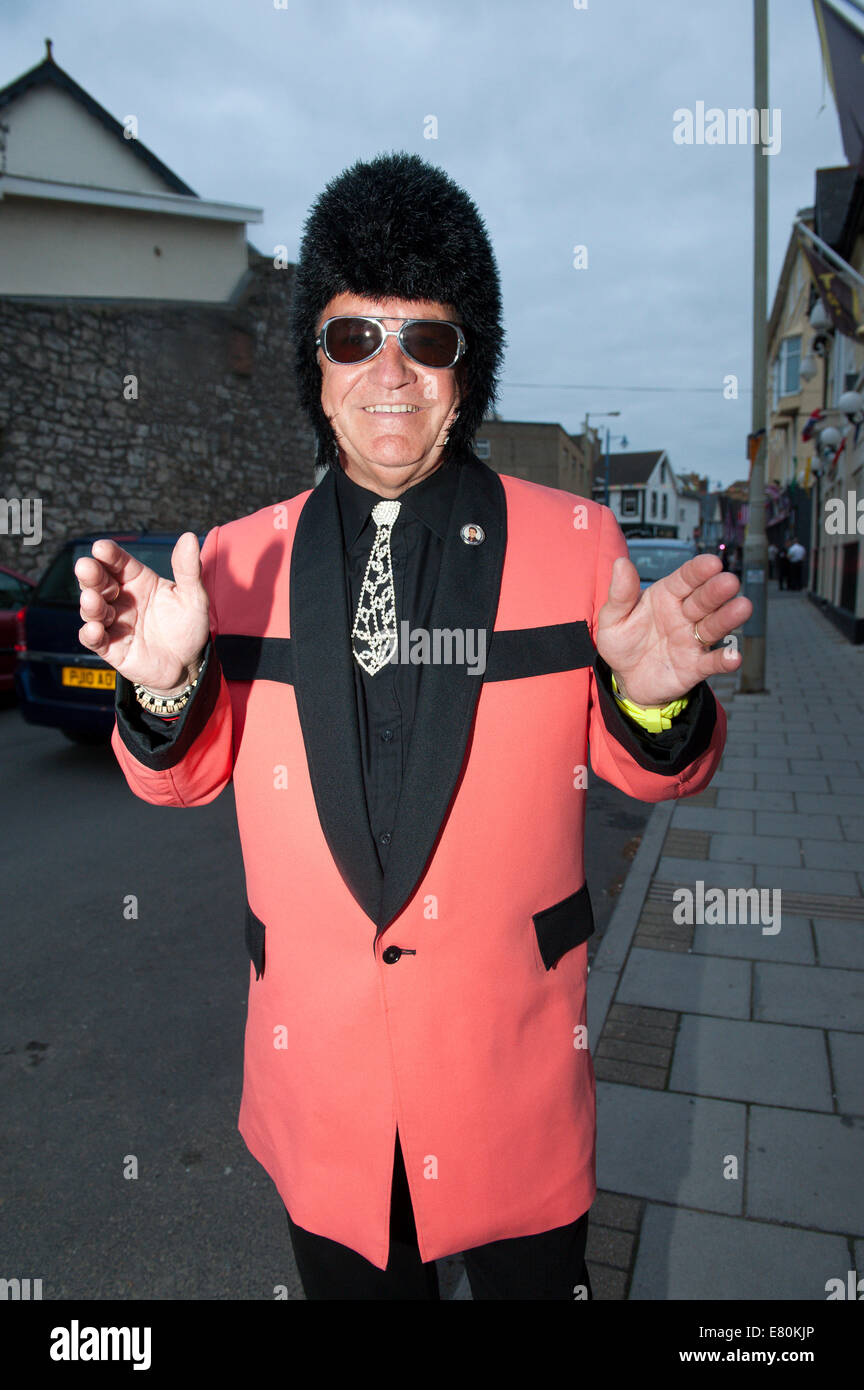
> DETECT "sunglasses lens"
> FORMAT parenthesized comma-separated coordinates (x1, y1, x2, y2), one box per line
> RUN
(324, 318, 384, 364)
(402, 321, 460, 368)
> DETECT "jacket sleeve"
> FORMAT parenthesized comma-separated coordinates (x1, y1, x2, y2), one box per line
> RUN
(110, 524, 235, 806)
(586, 503, 727, 801)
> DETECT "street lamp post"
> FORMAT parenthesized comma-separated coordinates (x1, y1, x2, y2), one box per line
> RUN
(583, 410, 621, 506)
(740, 0, 769, 692)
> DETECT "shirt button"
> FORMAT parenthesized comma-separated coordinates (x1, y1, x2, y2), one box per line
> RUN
(379, 831, 392, 846)
(382, 946, 402, 964)
(381, 728, 394, 742)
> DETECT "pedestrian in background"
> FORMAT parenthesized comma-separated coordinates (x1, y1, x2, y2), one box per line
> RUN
(787, 537, 806, 591)
(777, 541, 791, 591)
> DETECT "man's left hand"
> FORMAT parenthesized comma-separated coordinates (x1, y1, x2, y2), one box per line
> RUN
(595, 553, 753, 707)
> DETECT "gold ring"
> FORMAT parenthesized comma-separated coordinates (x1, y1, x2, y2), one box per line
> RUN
(693, 623, 711, 647)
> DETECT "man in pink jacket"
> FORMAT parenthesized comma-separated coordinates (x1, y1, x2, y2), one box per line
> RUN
(75, 153, 750, 1300)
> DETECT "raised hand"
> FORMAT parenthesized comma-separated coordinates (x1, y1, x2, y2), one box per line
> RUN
(75, 532, 210, 697)
(596, 553, 753, 707)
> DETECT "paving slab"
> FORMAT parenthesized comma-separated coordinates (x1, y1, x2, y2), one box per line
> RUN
(655, 858, 755, 887)
(716, 789, 795, 811)
(747, 1107, 864, 1236)
(616, 948, 751, 1018)
(814, 920, 864, 970)
(756, 813, 841, 839)
(668, 1015, 832, 1110)
(671, 807, 754, 833)
(709, 834, 801, 867)
(596, 1082, 745, 1214)
(753, 960, 864, 1031)
(800, 840, 862, 871)
(722, 756, 791, 775)
(691, 914, 813, 963)
(827, 1031, 864, 1116)
(753, 864, 860, 896)
(797, 794, 864, 816)
(629, 1205, 849, 1301)
(756, 773, 831, 793)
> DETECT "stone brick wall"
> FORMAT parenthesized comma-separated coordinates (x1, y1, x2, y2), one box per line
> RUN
(0, 251, 316, 581)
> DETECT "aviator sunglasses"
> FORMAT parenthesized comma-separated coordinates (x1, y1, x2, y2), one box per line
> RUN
(316, 316, 467, 370)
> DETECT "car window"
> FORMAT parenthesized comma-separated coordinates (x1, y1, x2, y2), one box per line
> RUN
(34, 542, 179, 603)
(629, 547, 696, 581)
(0, 574, 33, 607)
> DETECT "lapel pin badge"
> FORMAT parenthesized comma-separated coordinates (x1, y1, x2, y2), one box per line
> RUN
(460, 523, 485, 545)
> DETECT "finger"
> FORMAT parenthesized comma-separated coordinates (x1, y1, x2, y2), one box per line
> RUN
(79, 586, 116, 626)
(88, 538, 147, 585)
(660, 553, 725, 601)
(170, 532, 202, 594)
(600, 556, 642, 622)
(694, 642, 745, 679)
(74, 554, 121, 601)
(680, 569, 746, 624)
(688, 595, 753, 647)
(78, 620, 111, 657)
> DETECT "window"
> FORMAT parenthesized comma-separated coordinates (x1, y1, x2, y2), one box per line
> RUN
(662, 494, 668, 518)
(776, 335, 802, 398)
(474, 439, 491, 459)
(650, 491, 657, 517)
(831, 332, 864, 407)
(621, 490, 638, 516)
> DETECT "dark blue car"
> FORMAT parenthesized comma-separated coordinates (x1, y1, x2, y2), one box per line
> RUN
(15, 532, 200, 744)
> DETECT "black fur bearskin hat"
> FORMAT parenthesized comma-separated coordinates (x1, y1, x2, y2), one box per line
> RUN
(291, 150, 505, 469)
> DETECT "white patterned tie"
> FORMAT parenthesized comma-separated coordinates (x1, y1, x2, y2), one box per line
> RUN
(351, 499, 401, 676)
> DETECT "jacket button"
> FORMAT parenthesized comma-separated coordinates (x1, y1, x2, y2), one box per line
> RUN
(381, 728, 394, 742)
(379, 831, 392, 846)
(382, 946, 402, 964)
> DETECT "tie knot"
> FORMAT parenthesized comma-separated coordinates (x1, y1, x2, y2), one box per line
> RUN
(371, 499, 401, 528)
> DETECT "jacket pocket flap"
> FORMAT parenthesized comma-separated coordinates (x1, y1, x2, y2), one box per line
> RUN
(245, 902, 266, 980)
(532, 883, 594, 970)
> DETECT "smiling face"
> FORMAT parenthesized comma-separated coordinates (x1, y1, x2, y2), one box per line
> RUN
(316, 292, 462, 497)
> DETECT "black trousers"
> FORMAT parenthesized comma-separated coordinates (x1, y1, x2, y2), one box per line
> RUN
(285, 1130, 593, 1300)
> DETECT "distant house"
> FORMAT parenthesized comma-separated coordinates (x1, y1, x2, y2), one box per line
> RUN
(589, 449, 698, 540)
(0, 42, 314, 579)
(474, 417, 592, 497)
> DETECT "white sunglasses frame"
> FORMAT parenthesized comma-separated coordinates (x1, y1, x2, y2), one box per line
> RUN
(315, 316, 467, 370)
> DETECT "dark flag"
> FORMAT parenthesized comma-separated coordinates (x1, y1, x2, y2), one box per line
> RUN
(799, 234, 863, 338)
(812, 0, 864, 172)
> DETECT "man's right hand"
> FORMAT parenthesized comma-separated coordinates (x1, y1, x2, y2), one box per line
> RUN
(75, 532, 211, 697)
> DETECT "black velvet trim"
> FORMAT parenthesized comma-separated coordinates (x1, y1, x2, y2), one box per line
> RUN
(592, 652, 718, 775)
(114, 638, 224, 771)
(484, 620, 595, 681)
(215, 633, 295, 683)
(532, 882, 595, 970)
(211, 623, 594, 686)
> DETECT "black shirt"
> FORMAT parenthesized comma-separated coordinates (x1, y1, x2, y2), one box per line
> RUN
(334, 460, 460, 872)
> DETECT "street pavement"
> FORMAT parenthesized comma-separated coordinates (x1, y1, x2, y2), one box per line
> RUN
(582, 578, 864, 1301)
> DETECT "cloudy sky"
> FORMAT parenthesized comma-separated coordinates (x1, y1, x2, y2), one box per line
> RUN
(2, 0, 856, 487)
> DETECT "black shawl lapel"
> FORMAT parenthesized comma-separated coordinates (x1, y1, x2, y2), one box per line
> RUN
(290, 468, 384, 922)
(377, 456, 507, 932)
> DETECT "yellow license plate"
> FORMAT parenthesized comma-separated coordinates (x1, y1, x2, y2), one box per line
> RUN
(61, 666, 116, 689)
